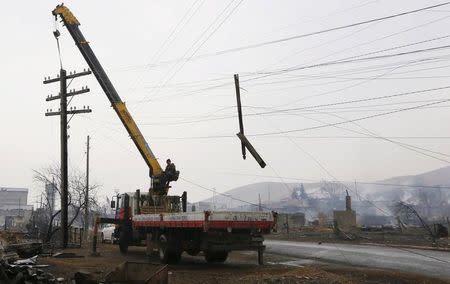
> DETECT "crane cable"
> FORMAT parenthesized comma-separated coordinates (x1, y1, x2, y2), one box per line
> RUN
(53, 19, 63, 69)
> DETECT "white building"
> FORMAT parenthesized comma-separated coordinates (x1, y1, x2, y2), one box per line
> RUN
(0, 187, 32, 210)
(0, 187, 33, 230)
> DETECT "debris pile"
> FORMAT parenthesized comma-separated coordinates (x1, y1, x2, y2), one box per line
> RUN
(0, 256, 62, 283)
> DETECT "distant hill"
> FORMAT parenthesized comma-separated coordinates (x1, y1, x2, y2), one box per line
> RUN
(201, 166, 450, 208)
(381, 166, 450, 186)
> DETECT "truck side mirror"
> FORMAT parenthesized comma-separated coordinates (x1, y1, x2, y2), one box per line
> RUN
(110, 200, 116, 208)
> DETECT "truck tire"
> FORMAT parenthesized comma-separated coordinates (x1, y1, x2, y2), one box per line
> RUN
(158, 234, 181, 264)
(119, 231, 129, 254)
(186, 248, 200, 256)
(204, 251, 228, 263)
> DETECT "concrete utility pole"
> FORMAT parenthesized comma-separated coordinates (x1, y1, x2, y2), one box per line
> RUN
(60, 69, 68, 248)
(84, 135, 90, 241)
(44, 68, 92, 248)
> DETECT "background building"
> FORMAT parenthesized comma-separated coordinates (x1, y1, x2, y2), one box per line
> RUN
(0, 187, 33, 230)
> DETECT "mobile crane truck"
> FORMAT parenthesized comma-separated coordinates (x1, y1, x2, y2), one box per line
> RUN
(52, 4, 276, 264)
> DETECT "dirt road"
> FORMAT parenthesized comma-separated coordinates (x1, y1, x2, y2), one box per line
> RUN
(37, 243, 449, 283)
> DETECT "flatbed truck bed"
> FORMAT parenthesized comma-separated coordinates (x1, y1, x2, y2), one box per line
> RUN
(129, 210, 276, 264)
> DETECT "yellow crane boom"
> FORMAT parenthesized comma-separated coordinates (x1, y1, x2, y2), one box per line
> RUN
(53, 5, 178, 192)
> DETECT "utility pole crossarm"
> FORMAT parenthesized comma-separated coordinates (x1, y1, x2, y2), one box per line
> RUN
(45, 108, 92, 116)
(43, 69, 91, 84)
(46, 87, 90, 101)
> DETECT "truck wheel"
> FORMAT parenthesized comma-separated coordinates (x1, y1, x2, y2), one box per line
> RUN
(204, 251, 228, 263)
(158, 234, 181, 264)
(119, 231, 129, 254)
(186, 248, 200, 256)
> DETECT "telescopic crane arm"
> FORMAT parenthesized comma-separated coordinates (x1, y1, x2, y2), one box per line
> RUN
(52, 5, 174, 192)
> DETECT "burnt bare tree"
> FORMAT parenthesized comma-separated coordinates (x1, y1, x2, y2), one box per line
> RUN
(32, 165, 100, 243)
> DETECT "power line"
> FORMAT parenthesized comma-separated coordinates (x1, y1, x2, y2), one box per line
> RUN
(146, 1, 450, 66)
(136, 85, 450, 126)
(145, 47, 450, 104)
(263, 14, 450, 76)
(118, 2, 450, 80)
(306, 108, 450, 162)
(258, 33, 450, 80)
(251, 98, 450, 137)
(207, 2, 450, 56)
(247, 45, 450, 84)
(248, 85, 450, 117)
(125, 0, 206, 96)
(134, 0, 243, 107)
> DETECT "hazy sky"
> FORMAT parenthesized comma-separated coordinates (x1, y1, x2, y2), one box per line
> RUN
(2, 0, 450, 206)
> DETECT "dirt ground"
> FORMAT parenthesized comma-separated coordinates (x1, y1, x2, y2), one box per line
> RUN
(35, 242, 449, 283)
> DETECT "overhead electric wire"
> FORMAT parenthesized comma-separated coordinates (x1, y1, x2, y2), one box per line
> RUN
(246, 44, 450, 85)
(251, 107, 393, 217)
(142, 94, 450, 142)
(137, 84, 450, 126)
(247, 55, 450, 90)
(149, 0, 205, 66)
(246, 85, 450, 117)
(146, 46, 450, 103)
(150, 1, 450, 66)
(118, 0, 380, 72)
(151, 55, 450, 99)
(251, 98, 450, 137)
(256, 34, 450, 81)
(210, 2, 450, 55)
(251, 101, 450, 174)
(134, 0, 243, 108)
(263, 14, 450, 75)
(139, 98, 450, 127)
(306, 108, 450, 162)
(150, 0, 244, 101)
(126, 0, 206, 101)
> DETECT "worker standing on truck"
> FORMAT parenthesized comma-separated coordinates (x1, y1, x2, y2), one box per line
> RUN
(165, 159, 176, 187)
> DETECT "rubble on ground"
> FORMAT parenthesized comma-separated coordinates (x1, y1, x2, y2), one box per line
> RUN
(0, 257, 62, 283)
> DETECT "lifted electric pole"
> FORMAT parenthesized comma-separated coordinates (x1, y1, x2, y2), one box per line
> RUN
(233, 74, 266, 168)
(43, 68, 92, 248)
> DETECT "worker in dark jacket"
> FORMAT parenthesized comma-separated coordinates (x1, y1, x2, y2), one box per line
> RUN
(164, 159, 177, 187)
